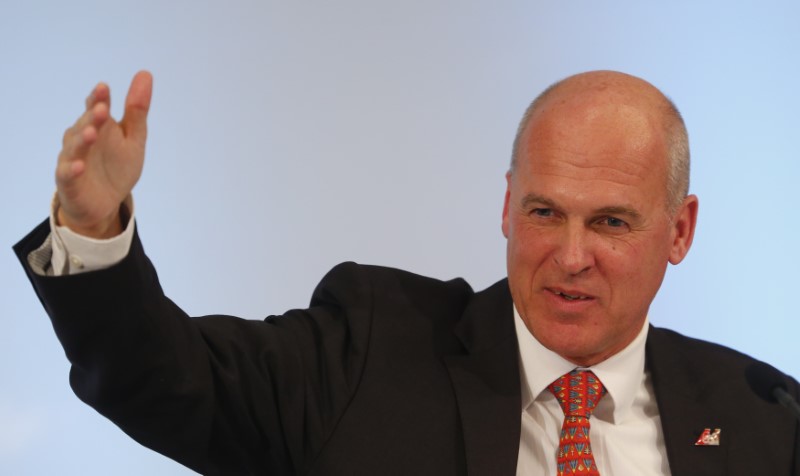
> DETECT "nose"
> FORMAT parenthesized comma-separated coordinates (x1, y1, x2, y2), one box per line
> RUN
(553, 223, 595, 275)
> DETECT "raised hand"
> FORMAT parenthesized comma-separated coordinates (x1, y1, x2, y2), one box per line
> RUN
(55, 71, 153, 238)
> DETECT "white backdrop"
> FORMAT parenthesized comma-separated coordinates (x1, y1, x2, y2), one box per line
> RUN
(2, 1, 799, 474)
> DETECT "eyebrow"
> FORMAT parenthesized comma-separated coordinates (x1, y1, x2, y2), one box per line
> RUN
(520, 193, 557, 210)
(595, 205, 643, 221)
(520, 193, 644, 221)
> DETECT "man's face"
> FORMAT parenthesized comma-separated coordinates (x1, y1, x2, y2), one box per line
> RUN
(502, 86, 697, 366)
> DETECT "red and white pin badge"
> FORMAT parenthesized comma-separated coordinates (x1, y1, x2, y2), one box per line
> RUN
(694, 428, 721, 446)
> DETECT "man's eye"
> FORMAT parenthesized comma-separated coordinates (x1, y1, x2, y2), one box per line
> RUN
(532, 208, 553, 217)
(603, 217, 626, 228)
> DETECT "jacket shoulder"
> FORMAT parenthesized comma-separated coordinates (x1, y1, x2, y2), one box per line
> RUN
(648, 325, 800, 397)
(310, 261, 476, 318)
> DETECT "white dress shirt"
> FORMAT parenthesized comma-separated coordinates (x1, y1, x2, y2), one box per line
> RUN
(514, 306, 672, 475)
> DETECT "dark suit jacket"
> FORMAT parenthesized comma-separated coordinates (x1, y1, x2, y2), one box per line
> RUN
(15, 219, 800, 475)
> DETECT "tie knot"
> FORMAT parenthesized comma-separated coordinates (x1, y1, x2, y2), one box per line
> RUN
(548, 370, 606, 418)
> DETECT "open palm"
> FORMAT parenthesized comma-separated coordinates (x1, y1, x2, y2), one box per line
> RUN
(56, 71, 152, 238)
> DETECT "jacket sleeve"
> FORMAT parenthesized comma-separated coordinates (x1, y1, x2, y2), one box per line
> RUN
(14, 219, 372, 475)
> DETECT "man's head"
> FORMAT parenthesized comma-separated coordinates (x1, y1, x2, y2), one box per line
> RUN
(510, 72, 691, 212)
(502, 71, 698, 366)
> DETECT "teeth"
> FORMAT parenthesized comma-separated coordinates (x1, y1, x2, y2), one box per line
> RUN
(557, 291, 587, 301)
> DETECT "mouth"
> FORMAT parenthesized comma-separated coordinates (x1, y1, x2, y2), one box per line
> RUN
(548, 288, 594, 302)
(554, 291, 588, 301)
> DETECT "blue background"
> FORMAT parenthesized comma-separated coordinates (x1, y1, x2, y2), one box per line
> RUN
(3, 1, 799, 474)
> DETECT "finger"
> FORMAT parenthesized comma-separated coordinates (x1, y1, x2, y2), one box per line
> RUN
(55, 156, 86, 184)
(62, 102, 109, 156)
(120, 70, 153, 142)
(85, 82, 110, 111)
(58, 113, 108, 184)
(62, 103, 111, 149)
(59, 124, 95, 173)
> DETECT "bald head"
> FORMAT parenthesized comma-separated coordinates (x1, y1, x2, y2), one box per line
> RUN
(510, 71, 690, 212)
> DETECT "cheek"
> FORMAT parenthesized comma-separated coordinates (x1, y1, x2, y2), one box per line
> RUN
(510, 227, 551, 266)
(606, 241, 669, 301)
(507, 226, 547, 278)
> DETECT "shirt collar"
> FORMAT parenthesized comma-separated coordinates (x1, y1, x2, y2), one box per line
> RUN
(514, 305, 648, 424)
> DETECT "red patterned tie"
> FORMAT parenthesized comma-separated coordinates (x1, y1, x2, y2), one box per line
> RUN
(547, 370, 606, 475)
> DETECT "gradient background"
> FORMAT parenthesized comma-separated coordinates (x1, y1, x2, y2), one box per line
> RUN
(3, 1, 799, 474)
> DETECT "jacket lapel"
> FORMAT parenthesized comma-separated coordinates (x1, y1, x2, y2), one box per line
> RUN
(444, 279, 521, 476)
(646, 327, 729, 476)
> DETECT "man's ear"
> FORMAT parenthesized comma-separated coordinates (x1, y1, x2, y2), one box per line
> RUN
(668, 194, 699, 265)
(502, 172, 512, 238)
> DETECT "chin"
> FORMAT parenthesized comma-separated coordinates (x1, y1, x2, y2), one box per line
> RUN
(534, 324, 606, 364)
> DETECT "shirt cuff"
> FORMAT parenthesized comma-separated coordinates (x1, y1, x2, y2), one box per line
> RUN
(50, 194, 136, 276)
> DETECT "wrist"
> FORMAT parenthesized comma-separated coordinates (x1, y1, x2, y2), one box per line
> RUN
(55, 204, 124, 239)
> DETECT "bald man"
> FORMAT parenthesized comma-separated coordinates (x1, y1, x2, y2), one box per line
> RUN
(15, 71, 800, 475)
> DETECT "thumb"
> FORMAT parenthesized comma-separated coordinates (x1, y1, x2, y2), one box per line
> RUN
(121, 70, 153, 141)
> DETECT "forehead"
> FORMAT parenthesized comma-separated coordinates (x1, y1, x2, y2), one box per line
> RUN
(517, 88, 670, 192)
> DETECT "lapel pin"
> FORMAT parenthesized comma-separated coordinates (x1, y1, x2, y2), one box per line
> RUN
(694, 428, 721, 446)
